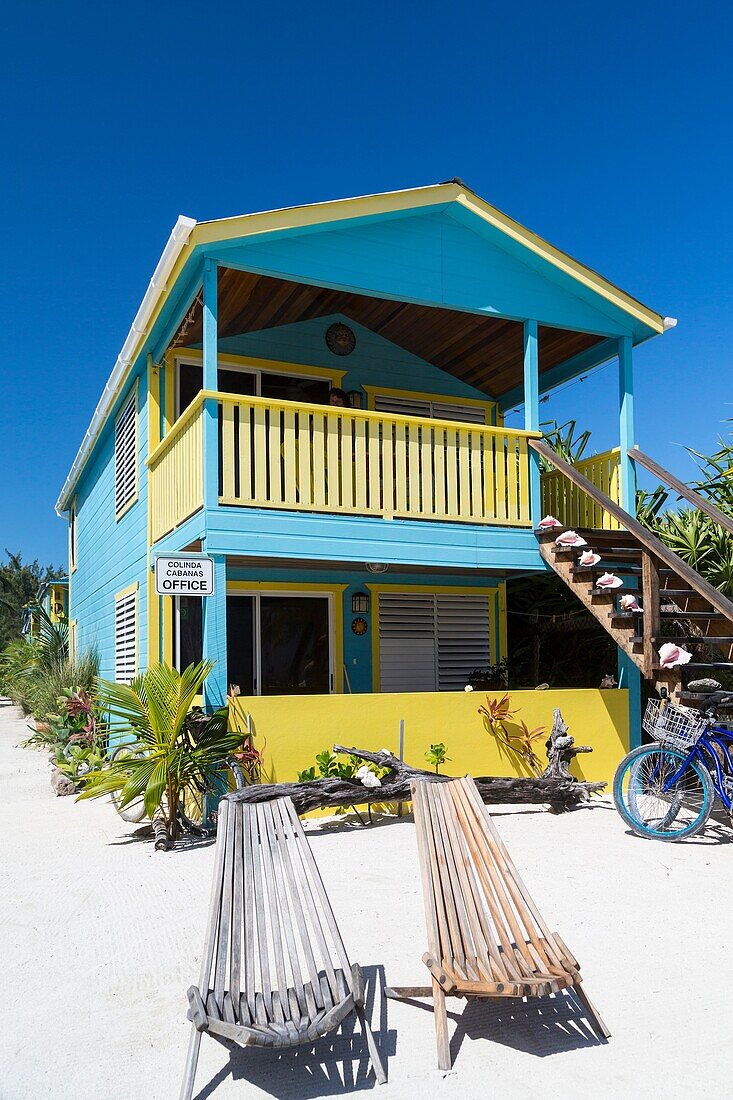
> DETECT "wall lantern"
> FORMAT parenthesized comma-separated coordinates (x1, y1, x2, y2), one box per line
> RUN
(351, 591, 370, 614)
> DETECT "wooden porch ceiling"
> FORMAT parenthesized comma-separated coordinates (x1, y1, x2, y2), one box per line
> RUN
(172, 267, 605, 400)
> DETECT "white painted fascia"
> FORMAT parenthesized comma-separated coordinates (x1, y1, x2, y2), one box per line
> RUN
(55, 215, 197, 515)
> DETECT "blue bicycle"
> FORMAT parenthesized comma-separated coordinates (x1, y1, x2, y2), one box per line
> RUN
(613, 691, 733, 841)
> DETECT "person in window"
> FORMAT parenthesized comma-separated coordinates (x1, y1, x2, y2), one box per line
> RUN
(328, 387, 350, 408)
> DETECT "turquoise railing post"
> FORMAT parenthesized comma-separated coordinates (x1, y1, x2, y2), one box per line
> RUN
(617, 335, 641, 744)
(202, 552, 228, 712)
(523, 319, 541, 524)
(202, 258, 219, 512)
(618, 335, 636, 516)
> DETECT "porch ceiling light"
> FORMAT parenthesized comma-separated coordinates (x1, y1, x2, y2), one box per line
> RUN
(366, 562, 389, 574)
(352, 591, 370, 614)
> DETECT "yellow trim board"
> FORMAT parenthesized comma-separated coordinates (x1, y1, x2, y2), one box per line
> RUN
(366, 583, 498, 692)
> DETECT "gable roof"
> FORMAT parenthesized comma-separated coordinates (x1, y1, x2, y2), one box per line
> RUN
(56, 182, 670, 514)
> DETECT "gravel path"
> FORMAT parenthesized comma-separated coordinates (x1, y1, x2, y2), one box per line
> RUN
(1, 699, 731, 1100)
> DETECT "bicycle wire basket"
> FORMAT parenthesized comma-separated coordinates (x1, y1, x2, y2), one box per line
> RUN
(642, 698, 708, 752)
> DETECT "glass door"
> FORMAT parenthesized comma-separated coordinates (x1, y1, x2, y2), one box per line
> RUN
(226, 592, 332, 696)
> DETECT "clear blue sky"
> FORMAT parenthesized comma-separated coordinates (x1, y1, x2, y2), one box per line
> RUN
(1, 1, 731, 566)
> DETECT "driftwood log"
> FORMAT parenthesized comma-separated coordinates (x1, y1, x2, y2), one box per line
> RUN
(542, 707, 593, 780)
(227, 735, 605, 815)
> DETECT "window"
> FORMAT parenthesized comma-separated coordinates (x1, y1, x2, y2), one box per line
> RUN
(114, 386, 138, 517)
(378, 592, 491, 692)
(114, 586, 137, 683)
(176, 360, 331, 418)
(372, 392, 489, 424)
(68, 498, 77, 572)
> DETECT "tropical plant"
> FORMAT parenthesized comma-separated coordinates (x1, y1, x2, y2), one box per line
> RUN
(424, 742, 449, 774)
(1, 605, 99, 720)
(478, 693, 546, 777)
(539, 419, 592, 472)
(77, 661, 244, 842)
(465, 659, 509, 690)
(297, 749, 383, 783)
(638, 425, 733, 596)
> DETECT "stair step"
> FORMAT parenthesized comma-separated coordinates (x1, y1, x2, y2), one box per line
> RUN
(609, 609, 725, 623)
(659, 589, 706, 598)
(676, 662, 733, 670)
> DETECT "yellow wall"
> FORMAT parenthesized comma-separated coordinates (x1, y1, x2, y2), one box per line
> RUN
(230, 688, 629, 790)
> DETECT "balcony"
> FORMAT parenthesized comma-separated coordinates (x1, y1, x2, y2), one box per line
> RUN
(148, 392, 540, 543)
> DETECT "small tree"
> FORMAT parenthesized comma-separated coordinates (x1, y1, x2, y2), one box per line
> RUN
(78, 661, 244, 842)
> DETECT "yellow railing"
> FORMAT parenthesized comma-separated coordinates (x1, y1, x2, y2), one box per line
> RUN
(540, 447, 622, 530)
(148, 396, 204, 541)
(218, 393, 538, 526)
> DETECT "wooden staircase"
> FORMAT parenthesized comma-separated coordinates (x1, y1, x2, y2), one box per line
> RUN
(530, 440, 733, 701)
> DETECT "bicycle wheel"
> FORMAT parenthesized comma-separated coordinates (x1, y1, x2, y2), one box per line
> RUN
(613, 744, 714, 841)
(177, 758, 246, 836)
(108, 744, 147, 823)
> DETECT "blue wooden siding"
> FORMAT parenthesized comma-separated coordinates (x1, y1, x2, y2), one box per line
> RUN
(70, 367, 149, 678)
(175, 506, 544, 573)
(207, 208, 635, 339)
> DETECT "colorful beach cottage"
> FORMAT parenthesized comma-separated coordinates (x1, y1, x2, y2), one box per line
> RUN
(56, 181, 686, 781)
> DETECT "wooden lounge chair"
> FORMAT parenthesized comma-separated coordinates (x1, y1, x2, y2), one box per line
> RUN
(180, 796, 386, 1099)
(385, 776, 609, 1069)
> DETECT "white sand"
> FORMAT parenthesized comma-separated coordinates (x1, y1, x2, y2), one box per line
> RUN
(1, 700, 731, 1100)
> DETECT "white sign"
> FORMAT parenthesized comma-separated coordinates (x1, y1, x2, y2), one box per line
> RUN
(155, 554, 214, 597)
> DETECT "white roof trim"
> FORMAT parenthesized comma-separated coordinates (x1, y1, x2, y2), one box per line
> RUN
(56, 215, 196, 514)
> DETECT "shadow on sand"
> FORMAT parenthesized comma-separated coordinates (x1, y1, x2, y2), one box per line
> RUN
(193, 966, 395, 1100)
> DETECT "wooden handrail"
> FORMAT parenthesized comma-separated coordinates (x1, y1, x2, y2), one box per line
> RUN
(631, 448, 733, 536)
(529, 437, 733, 624)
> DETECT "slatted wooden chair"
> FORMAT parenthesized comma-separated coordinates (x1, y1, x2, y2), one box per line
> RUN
(385, 776, 609, 1069)
(180, 796, 386, 1099)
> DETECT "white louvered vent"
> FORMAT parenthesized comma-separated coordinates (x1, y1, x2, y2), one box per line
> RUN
(378, 592, 491, 693)
(373, 393, 487, 424)
(436, 594, 491, 690)
(115, 590, 137, 683)
(114, 387, 137, 516)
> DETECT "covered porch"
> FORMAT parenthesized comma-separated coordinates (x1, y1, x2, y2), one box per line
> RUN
(146, 263, 635, 546)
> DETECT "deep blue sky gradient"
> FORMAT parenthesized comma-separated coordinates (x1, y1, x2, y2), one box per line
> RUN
(2, 1, 731, 564)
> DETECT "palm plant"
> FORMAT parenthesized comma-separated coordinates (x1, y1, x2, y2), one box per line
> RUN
(539, 419, 592, 472)
(78, 661, 245, 842)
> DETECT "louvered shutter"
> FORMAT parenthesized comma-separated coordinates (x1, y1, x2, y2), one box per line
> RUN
(115, 590, 137, 683)
(378, 592, 491, 692)
(373, 393, 486, 424)
(378, 593, 438, 692)
(436, 594, 491, 690)
(432, 400, 487, 425)
(114, 388, 137, 516)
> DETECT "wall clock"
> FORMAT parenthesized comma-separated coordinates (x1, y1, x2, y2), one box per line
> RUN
(351, 616, 368, 636)
(326, 322, 356, 356)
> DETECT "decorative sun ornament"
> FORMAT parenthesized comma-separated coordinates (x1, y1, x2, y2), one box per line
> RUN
(325, 322, 356, 356)
(351, 617, 368, 636)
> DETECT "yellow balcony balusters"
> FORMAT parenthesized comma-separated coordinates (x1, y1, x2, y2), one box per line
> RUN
(540, 447, 622, 531)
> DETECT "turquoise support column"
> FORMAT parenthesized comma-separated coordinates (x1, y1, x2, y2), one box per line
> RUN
(618, 649, 642, 749)
(523, 319, 541, 525)
(202, 553, 228, 711)
(618, 335, 636, 516)
(202, 258, 219, 511)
